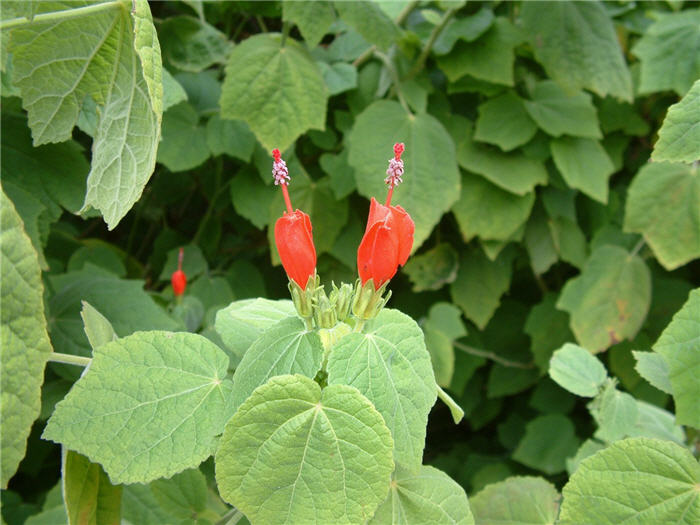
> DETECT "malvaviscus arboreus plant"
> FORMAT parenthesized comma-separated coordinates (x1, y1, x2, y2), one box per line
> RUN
(4, 1, 700, 524)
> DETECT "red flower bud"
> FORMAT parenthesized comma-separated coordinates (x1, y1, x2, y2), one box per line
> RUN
(275, 209, 316, 289)
(271, 149, 317, 289)
(358, 198, 414, 289)
(171, 247, 187, 296)
(357, 143, 414, 290)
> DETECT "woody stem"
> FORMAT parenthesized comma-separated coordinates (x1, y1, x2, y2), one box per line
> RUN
(281, 184, 293, 213)
(385, 186, 394, 206)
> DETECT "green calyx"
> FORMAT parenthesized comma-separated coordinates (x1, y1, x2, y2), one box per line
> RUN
(288, 273, 319, 325)
(351, 279, 392, 321)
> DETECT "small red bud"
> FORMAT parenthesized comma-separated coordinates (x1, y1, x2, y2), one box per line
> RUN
(171, 247, 187, 296)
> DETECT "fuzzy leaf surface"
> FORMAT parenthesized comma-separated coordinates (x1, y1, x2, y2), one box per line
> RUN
(43, 331, 233, 484)
(0, 190, 53, 487)
(220, 33, 328, 151)
(215, 374, 394, 525)
(327, 309, 438, 472)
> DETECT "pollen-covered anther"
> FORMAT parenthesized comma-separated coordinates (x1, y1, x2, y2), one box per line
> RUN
(271, 148, 290, 186)
(384, 142, 405, 188)
(384, 158, 404, 188)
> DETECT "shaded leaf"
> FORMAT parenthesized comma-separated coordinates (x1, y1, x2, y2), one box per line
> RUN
(557, 245, 651, 353)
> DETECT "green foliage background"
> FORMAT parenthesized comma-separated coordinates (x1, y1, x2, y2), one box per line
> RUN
(1, 0, 699, 524)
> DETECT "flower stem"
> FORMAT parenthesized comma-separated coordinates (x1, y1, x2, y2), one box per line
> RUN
(385, 186, 394, 206)
(48, 352, 91, 367)
(353, 319, 366, 333)
(281, 183, 293, 214)
(0, 0, 122, 30)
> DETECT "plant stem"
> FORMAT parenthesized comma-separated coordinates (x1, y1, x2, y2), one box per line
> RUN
(373, 50, 412, 114)
(255, 14, 267, 33)
(48, 352, 91, 367)
(352, 1, 418, 69)
(629, 237, 646, 258)
(396, 0, 420, 25)
(0, 0, 122, 30)
(215, 508, 244, 525)
(353, 319, 366, 333)
(453, 341, 534, 369)
(280, 21, 290, 47)
(406, 7, 457, 80)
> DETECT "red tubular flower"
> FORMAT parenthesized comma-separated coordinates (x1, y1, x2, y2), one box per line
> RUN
(357, 143, 415, 289)
(171, 247, 187, 296)
(272, 149, 317, 289)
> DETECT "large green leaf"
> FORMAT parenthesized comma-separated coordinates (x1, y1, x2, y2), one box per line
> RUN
(557, 245, 651, 353)
(230, 316, 324, 412)
(220, 33, 328, 151)
(369, 465, 474, 525)
(652, 79, 700, 164)
(334, 1, 400, 51)
(474, 91, 537, 151)
(43, 331, 234, 484)
(624, 162, 700, 270)
(214, 298, 295, 361)
(0, 190, 53, 487)
(452, 173, 535, 242)
(559, 438, 700, 524)
(653, 288, 700, 428)
(450, 247, 513, 330)
(550, 137, 614, 204)
(632, 10, 700, 96)
(523, 81, 602, 139)
(470, 476, 559, 525)
(549, 343, 607, 398)
(282, 1, 335, 48)
(436, 18, 522, 85)
(457, 122, 547, 196)
(215, 374, 394, 525)
(64, 450, 122, 525)
(9, 0, 162, 229)
(327, 309, 437, 471)
(521, 1, 632, 101)
(347, 100, 461, 250)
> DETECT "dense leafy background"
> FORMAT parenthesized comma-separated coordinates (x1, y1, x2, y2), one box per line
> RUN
(1, 0, 699, 524)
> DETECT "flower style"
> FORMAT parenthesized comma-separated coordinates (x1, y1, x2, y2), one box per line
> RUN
(272, 149, 317, 290)
(171, 247, 187, 296)
(357, 143, 414, 289)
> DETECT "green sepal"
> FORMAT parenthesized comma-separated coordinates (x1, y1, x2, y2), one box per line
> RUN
(352, 279, 392, 321)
